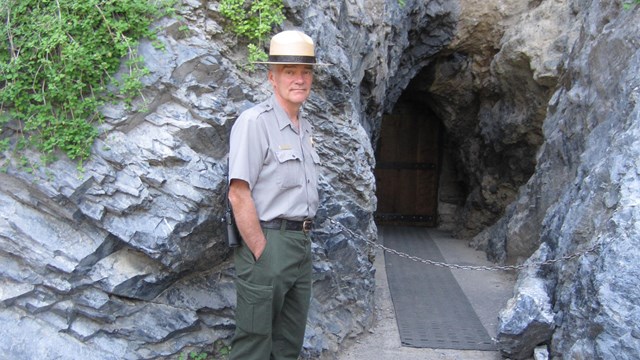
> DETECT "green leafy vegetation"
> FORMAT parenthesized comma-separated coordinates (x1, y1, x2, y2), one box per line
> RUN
(178, 351, 209, 360)
(0, 0, 176, 163)
(623, 0, 640, 9)
(176, 339, 231, 360)
(219, 0, 285, 66)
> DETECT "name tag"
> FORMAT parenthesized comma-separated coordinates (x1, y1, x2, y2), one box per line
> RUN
(279, 144, 292, 150)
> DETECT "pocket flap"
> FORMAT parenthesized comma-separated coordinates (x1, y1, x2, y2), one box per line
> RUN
(236, 277, 272, 304)
(275, 149, 301, 163)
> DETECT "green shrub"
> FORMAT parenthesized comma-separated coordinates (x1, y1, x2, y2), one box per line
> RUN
(219, 0, 285, 66)
(0, 0, 175, 162)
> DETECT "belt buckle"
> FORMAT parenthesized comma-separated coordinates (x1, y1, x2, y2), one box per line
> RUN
(302, 219, 313, 234)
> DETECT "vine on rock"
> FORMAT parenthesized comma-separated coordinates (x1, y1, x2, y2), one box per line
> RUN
(0, 0, 175, 164)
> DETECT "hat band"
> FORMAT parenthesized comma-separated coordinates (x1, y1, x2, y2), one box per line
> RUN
(268, 55, 316, 64)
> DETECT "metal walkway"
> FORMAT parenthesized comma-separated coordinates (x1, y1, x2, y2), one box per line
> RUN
(383, 226, 497, 351)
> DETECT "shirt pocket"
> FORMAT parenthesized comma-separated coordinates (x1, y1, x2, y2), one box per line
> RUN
(275, 149, 304, 189)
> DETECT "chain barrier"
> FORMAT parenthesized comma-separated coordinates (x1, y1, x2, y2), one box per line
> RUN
(327, 219, 601, 272)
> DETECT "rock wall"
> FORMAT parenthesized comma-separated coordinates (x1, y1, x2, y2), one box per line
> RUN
(0, 0, 458, 359)
(481, 1, 640, 359)
(3, 0, 638, 358)
(395, 0, 640, 358)
(466, 0, 582, 259)
(420, 0, 581, 239)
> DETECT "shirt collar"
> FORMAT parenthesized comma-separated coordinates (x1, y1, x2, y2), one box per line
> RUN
(269, 95, 307, 132)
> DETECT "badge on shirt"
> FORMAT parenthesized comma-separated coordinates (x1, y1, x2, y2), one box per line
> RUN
(279, 144, 292, 150)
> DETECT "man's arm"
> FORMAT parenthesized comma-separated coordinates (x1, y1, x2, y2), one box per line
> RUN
(228, 179, 267, 260)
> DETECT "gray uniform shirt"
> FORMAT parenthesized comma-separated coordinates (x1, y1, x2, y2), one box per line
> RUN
(229, 95, 320, 221)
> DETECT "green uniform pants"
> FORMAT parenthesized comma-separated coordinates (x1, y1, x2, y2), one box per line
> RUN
(230, 226, 312, 360)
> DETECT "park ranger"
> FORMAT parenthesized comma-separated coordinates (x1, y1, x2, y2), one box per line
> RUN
(227, 30, 327, 360)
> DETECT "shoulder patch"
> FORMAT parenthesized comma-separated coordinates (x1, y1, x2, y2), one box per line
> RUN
(240, 101, 273, 121)
(253, 102, 275, 121)
(258, 102, 272, 113)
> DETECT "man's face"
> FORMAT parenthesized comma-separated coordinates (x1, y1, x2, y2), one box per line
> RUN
(269, 64, 314, 108)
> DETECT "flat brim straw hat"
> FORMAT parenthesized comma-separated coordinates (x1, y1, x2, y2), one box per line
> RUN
(254, 30, 331, 66)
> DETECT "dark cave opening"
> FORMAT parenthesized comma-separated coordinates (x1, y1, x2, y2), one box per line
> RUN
(372, 46, 543, 238)
(374, 84, 466, 231)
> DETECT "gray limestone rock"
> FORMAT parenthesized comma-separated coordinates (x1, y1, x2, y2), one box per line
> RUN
(484, 1, 640, 358)
(497, 245, 555, 359)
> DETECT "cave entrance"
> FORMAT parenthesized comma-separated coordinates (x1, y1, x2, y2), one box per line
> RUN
(374, 96, 442, 227)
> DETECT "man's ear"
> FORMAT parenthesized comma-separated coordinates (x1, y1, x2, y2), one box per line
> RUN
(268, 70, 275, 86)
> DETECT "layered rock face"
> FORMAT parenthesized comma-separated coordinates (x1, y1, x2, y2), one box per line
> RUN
(2, 0, 639, 359)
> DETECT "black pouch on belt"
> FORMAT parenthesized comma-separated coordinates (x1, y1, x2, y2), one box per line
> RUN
(224, 204, 241, 248)
(223, 158, 241, 248)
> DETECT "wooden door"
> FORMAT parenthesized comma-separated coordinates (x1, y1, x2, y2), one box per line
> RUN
(375, 100, 440, 227)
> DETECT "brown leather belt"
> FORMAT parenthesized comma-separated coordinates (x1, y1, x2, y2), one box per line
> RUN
(261, 218, 313, 233)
